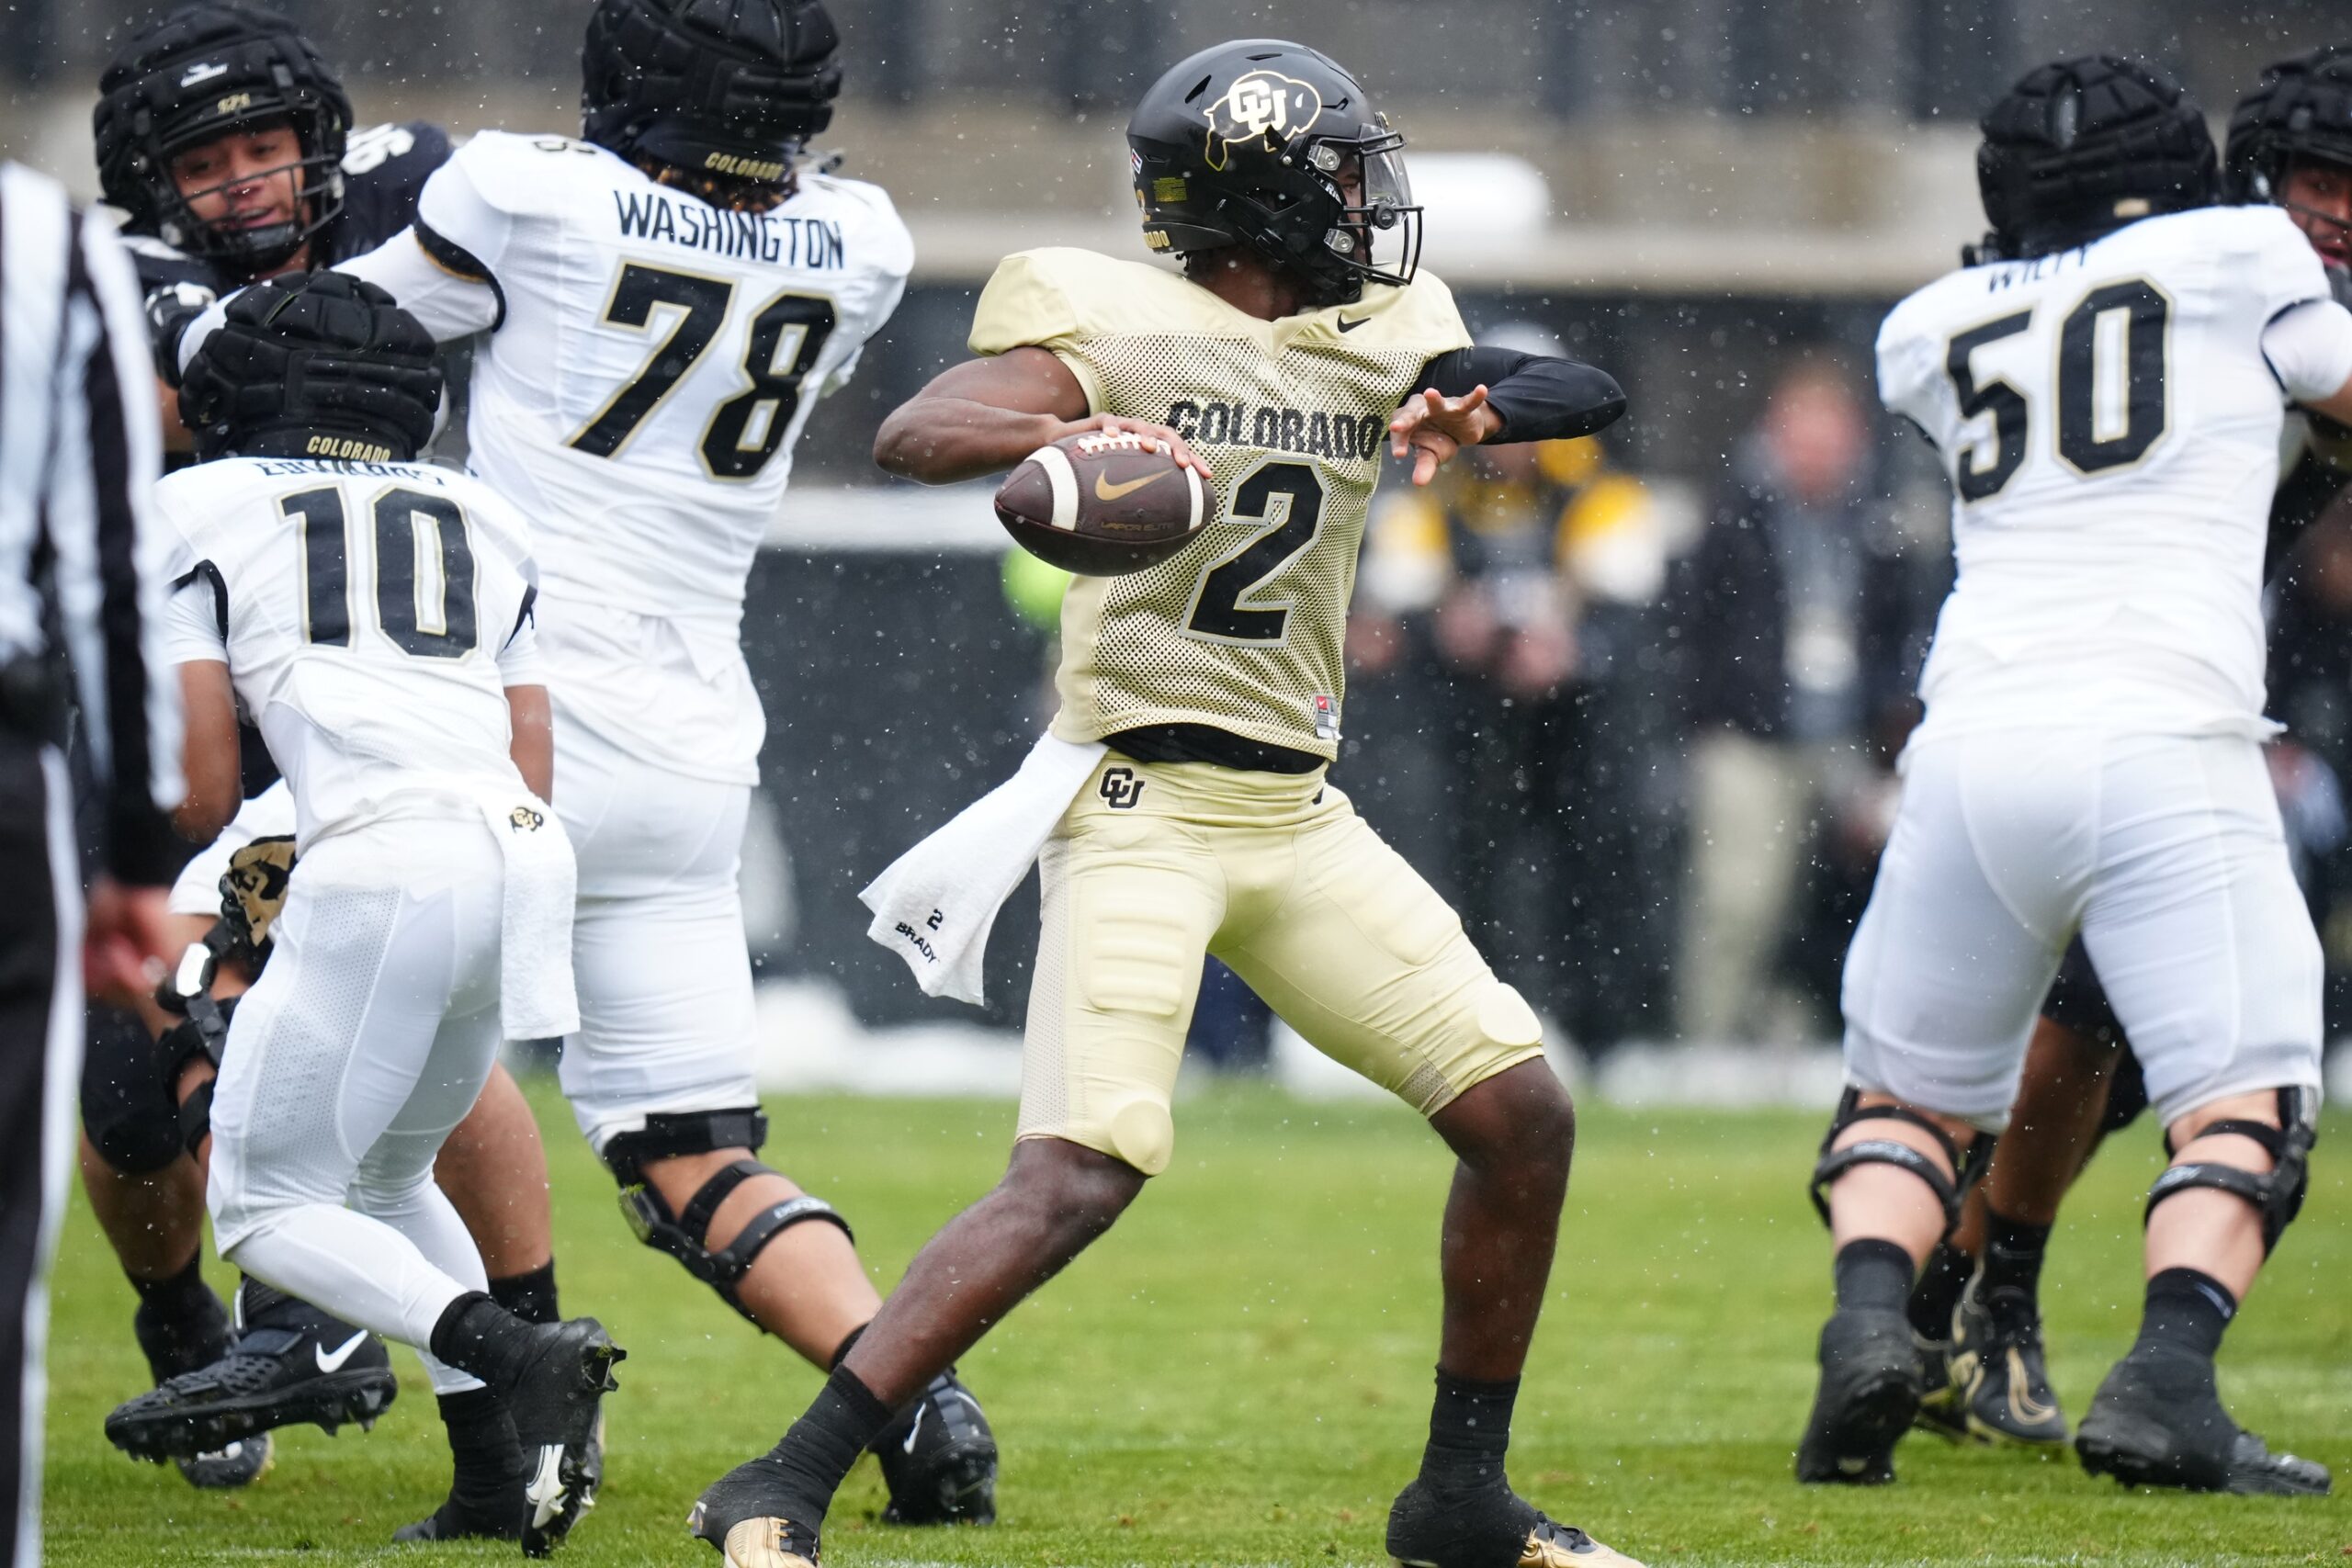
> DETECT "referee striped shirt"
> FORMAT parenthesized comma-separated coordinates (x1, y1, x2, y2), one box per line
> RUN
(0, 163, 181, 882)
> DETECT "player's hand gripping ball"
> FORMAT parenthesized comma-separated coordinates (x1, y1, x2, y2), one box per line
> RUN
(995, 430, 1212, 576)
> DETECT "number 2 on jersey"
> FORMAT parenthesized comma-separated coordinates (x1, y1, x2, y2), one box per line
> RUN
(1185, 462, 1326, 644)
(567, 261, 837, 481)
(1944, 277, 2171, 499)
(286, 486, 477, 658)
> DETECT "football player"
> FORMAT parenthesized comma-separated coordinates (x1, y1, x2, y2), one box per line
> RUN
(158, 272, 621, 1555)
(688, 38, 1634, 1568)
(1906, 43, 2352, 1453)
(187, 0, 999, 1523)
(85, 2, 570, 1495)
(1801, 55, 2352, 1495)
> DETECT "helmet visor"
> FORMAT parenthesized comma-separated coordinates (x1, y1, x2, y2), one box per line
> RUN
(1317, 128, 1421, 287)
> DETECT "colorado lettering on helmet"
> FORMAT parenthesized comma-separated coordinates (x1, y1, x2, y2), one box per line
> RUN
(1165, 399, 1386, 462)
(304, 434, 393, 463)
(610, 189, 844, 267)
(702, 152, 787, 181)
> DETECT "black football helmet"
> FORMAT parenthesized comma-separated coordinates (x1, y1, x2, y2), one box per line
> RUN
(94, 3, 352, 276)
(582, 0, 840, 190)
(1128, 39, 1420, 308)
(1970, 56, 2219, 264)
(2226, 46, 2352, 256)
(179, 273, 443, 464)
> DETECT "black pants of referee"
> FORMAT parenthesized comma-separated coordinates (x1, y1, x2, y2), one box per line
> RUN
(1, 733, 74, 1567)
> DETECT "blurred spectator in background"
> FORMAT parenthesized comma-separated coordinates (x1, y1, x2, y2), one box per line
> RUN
(1668, 357, 1929, 1043)
(1352, 323, 1670, 1052)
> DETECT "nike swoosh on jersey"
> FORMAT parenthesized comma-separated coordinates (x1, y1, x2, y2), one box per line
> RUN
(314, 1331, 370, 1374)
(1095, 469, 1171, 502)
(1336, 315, 1368, 333)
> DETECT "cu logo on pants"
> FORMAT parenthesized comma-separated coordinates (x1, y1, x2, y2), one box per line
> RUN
(1099, 767, 1148, 811)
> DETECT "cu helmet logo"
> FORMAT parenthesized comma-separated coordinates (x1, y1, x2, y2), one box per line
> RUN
(1203, 71, 1323, 170)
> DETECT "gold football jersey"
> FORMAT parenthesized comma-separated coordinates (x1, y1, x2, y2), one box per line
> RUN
(970, 247, 1473, 759)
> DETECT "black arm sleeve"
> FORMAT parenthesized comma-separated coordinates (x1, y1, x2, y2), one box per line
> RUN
(1413, 346, 1627, 444)
(2265, 448, 2352, 583)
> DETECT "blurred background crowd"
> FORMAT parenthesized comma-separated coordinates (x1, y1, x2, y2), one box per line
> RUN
(6, 0, 2352, 1068)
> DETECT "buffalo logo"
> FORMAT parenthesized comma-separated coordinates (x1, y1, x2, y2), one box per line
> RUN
(508, 806, 545, 832)
(1099, 767, 1148, 811)
(1203, 71, 1322, 170)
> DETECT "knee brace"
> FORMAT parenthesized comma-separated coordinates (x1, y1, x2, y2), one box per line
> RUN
(601, 1110, 854, 1324)
(2144, 1087, 2317, 1257)
(1808, 1088, 1995, 1239)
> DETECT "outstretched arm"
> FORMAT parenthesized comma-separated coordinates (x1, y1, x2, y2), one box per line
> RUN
(1390, 347, 1628, 486)
(874, 346, 1210, 485)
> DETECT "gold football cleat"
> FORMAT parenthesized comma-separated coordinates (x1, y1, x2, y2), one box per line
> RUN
(720, 1517, 815, 1568)
(1516, 1517, 1647, 1568)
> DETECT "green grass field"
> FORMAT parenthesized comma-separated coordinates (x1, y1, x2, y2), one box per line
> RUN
(37, 1080, 2352, 1566)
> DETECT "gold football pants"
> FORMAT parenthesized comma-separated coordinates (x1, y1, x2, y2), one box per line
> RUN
(1017, 754, 1548, 1175)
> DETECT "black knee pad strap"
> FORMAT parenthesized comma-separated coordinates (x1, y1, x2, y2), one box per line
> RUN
(600, 1107, 770, 1186)
(616, 1155, 854, 1325)
(2146, 1089, 2317, 1256)
(1808, 1088, 1993, 1238)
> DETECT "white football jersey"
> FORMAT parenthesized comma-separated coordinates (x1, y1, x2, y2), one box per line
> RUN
(1879, 205, 2336, 740)
(158, 457, 543, 850)
(355, 131, 912, 781)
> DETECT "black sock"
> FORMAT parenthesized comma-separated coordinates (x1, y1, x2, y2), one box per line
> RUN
(1418, 1368, 1517, 1496)
(429, 1293, 537, 1388)
(129, 1250, 216, 1315)
(488, 1261, 560, 1326)
(2130, 1268, 2235, 1362)
(1905, 1240, 1973, 1339)
(1833, 1238, 1915, 1315)
(437, 1386, 526, 1505)
(759, 1364, 897, 1523)
(1980, 1207, 2052, 1302)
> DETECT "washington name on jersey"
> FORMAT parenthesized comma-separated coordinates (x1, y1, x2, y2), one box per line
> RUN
(971, 247, 1474, 760)
(157, 456, 541, 850)
(1877, 204, 2336, 742)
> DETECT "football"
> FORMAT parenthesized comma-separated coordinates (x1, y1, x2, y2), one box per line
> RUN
(993, 429, 1212, 576)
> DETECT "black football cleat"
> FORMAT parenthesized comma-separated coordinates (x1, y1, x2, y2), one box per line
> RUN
(1948, 1277, 2067, 1446)
(1387, 1478, 1645, 1567)
(106, 1284, 397, 1462)
(872, 1369, 997, 1526)
(498, 1317, 624, 1557)
(175, 1433, 274, 1489)
(127, 1280, 275, 1488)
(393, 1488, 524, 1544)
(2075, 1350, 2330, 1496)
(688, 1456, 822, 1568)
(1795, 1307, 1918, 1484)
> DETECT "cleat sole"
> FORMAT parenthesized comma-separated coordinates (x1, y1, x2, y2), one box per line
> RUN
(106, 1370, 398, 1461)
(1798, 1370, 1916, 1485)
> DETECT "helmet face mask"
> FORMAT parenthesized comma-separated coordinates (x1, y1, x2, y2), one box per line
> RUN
(1130, 40, 1424, 308)
(153, 118, 344, 276)
(2226, 46, 2352, 268)
(94, 3, 352, 276)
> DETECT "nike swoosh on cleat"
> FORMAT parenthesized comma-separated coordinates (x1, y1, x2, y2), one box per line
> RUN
(901, 1404, 925, 1455)
(526, 1444, 568, 1526)
(313, 1331, 369, 1373)
(1094, 469, 1170, 502)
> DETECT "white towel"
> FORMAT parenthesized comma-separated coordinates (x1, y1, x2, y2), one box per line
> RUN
(861, 734, 1108, 1005)
(472, 788, 580, 1039)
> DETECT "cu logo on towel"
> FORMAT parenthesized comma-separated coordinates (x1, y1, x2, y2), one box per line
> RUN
(1099, 768, 1148, 811)
(508, 806, 544, 832)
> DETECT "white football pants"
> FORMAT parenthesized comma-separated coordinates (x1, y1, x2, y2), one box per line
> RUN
(208, 816, 505, 1394)
(548, 719, 760, 1152)
(1840, 728, 2324, 1131)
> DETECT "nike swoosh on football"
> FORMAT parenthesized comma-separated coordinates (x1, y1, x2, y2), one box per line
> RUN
(314, 1330, 369, 1374)
(1094, 469, 1171, 502)
(1336, 314, 1368, 332)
